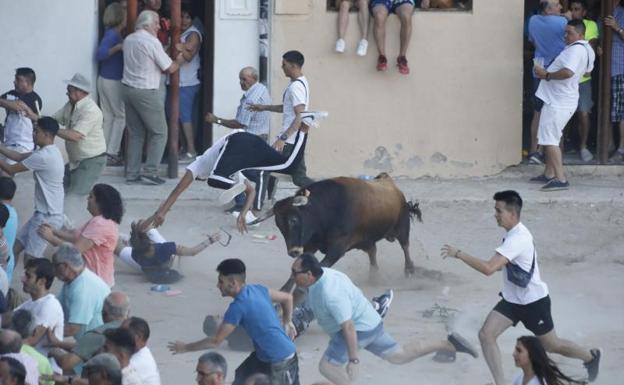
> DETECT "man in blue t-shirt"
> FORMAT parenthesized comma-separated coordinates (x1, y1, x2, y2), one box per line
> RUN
(168, 258, 299, 385)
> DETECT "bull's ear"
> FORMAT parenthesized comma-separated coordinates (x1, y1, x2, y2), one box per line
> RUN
(292, 195, 309, 206)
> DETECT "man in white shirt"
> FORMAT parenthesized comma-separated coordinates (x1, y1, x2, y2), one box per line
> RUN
(531, 19, 595, 191)
(103, 328, 143, 385)
(248, 50, 315, 199)
(122, 10, 185, 185)
(13, 259, 63, 372)
(441, 190, 601, 385)
(122, 317, 160, 385)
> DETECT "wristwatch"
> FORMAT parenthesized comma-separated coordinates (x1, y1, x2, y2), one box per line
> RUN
(216, 118, 222, 125)
(279, 133, 289, 141)
(349, 358, 360, 364)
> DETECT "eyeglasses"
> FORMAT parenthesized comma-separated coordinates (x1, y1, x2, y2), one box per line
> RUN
(291, 268, 309, 276)
(218, 227, 232, 247)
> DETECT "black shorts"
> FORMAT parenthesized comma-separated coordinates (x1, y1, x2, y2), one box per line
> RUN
(493, 295, 554, 336)
(232, 351, 300, 385)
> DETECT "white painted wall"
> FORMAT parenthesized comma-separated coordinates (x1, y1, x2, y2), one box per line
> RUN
(212, 0, 261, 141)
(0, 0, 99, 121)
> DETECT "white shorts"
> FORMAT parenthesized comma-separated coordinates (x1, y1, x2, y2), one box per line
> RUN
(537, 104, 575, 146)
(16, 211, 63, 257)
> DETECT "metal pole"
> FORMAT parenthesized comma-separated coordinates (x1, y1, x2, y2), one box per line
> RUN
(167, 0, 181, 178)
(598, 0, 614, 163)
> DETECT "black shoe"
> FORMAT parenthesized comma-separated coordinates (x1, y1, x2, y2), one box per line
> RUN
(448, 332, 479, 358)
(584, 348, 601, 382)
(141, 175, 166, 185)
(372, 289, 394, 318)
(126, 176, 143, 185)
(529, 174, 554, 184)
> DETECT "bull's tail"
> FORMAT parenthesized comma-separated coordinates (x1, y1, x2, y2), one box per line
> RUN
(407, 201, 423, 223)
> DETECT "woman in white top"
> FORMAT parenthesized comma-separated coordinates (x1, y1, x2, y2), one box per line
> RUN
(511, 336, 585, 385)
(169, 6, 202, 162)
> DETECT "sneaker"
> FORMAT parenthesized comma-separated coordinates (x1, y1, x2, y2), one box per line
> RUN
(528, 151, 544, 164)
(584, 348, 601, 382)
(608, 149, 624, 163)
(356, 39, 368, 56)
(141, 174, 166, 185)
(540, 178, 569, 192)
(397, 56, 410, 75)
(106, 154, 123, 167)
(335, 38, 346, 53)
(580, 148, 594, 162)
(447, 332, 479, 358)
(126, 176, 143, 185)
(231, 210, 258, 225)
(292, 304, 316, 337)
(179, 152, 196, 164)
(372, 289, 394, 318)
(376, 55, 388, 71)
(217, 183, 246, 206)
(529, 174, 554, 184)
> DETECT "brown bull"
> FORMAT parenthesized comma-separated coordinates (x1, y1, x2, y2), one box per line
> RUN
(252, 173, 422, 276)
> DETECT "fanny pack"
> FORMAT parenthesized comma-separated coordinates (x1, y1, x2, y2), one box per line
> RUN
(505, 246, 535, 288)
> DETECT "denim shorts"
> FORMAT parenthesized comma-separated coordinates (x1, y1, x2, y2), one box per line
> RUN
(323, 322, 400, 365)
(577, 80, 593, 113)
(370, 0, 415, 13)
(179, 84, 200, 123)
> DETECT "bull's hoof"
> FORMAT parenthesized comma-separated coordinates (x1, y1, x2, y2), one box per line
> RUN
(404, 265, 416, 277)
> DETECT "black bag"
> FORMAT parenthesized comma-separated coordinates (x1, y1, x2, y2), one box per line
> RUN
(505, 247, 535, 288)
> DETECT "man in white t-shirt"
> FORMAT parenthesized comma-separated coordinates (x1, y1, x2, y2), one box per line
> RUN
(122, 317, 161, 385)
(248, 50, 315, 199)
(0, 116, 65, 266)
(12, 259, 63, 373)
(531, 19, 595, 191)
(441, 190, 600, 385)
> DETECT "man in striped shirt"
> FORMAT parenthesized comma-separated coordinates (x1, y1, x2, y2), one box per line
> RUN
(122, 10, 185, 185)
(205, 67, 272, 212)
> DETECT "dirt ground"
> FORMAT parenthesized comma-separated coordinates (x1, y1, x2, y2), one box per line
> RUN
(9, 165, 624, 385)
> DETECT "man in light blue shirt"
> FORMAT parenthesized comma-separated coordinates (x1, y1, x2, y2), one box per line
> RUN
(291, 254, 478, 385)
(53, 245, 110, 339)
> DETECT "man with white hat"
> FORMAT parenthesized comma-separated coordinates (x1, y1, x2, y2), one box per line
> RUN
(52, 73, 106, 195)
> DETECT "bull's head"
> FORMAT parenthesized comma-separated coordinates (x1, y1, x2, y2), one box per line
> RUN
(251, 189, 314, 258)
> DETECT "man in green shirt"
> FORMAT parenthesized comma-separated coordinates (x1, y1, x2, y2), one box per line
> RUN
(570, 0, 599, 162)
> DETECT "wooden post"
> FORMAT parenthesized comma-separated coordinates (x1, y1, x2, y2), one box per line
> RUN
(598, 0, 614, 163)
(127, 0, 138, 31)
(168, 0, 181, 178)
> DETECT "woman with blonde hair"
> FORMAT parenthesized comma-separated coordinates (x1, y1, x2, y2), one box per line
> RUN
(96, 2, 127, 166)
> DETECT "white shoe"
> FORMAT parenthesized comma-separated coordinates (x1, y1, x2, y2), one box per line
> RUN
(580, 148, 594, 162)
(216, 183, 246, 206)
(231, 211, 258, 225)
(356, 39, 368, 56)
(335, 39, 346, 53)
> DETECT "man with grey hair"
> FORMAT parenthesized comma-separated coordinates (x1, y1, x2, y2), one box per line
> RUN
(196, 352, 227, 385)
(47, 291, 129, 373)
(204, 66, 272, 212)
(84, 353, 122, 385)
(52, 244, 110, 339)
(0, 329, 39, 385)
(122, 9, 186, 185)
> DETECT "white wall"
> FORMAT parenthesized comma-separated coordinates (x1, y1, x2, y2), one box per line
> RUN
(212, 0, 261, 141)
(0, 0, 99, 121)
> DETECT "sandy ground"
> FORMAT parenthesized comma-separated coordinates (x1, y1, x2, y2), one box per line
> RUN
(8, 165, 624, 385)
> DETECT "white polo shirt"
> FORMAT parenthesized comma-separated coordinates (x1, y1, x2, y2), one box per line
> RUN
(122, 29, 173, 90)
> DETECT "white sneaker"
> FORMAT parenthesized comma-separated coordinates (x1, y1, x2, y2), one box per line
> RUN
(580, 148, 594, 162)
(231, 211, 258, 225)
(356, 39, 368, 56)
(216, 183, 246, 206)
(335, 39, 346, 53)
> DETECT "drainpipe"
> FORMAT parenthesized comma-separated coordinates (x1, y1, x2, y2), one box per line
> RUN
(259, 0, 271, 86)
(168, 0, 181, 178)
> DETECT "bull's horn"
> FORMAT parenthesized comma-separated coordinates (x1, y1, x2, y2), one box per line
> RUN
(247, 208, 275, 225)
(292, 196, 309, 206)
